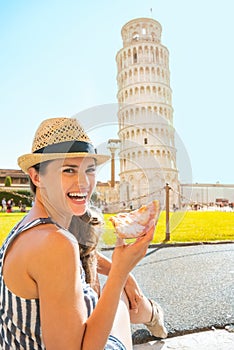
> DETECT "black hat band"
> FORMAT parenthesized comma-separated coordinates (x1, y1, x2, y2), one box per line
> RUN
(33, 141, 97, 154)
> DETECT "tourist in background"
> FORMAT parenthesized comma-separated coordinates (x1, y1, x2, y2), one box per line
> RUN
(1, 197, 6, 212)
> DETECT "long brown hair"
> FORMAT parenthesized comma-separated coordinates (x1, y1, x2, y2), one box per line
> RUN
(69, 208, 103, 293)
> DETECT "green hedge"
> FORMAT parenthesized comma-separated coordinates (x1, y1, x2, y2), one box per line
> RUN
(0, 189, 33, 206)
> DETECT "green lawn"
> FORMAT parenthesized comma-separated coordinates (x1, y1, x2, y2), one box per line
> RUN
(102, 211, 234, 245)
(1, 210, 233, 246)
(0, 212, 25, 244)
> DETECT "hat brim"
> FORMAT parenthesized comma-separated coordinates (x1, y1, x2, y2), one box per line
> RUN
(18, 152, 110, 174)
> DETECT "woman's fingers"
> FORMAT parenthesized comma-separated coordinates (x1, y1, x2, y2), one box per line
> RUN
(112, 220, 155, 274)
(115, 236, 125, 247)
(136, 221, 155, 243)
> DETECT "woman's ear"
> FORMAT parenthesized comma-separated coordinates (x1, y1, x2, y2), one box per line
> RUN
(28, 168, 40, 187)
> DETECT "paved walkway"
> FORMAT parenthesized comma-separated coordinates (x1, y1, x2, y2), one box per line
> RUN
(100, 242, 234, 349)
(130, 243, 234, 336)
(133, 329, 234, 350)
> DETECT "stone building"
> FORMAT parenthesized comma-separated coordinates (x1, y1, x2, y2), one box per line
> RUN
(95, 181, 120, 213)
(181, 183, 234, 208)
(0, 169, 29, 188)
(116, 17, 180, 210)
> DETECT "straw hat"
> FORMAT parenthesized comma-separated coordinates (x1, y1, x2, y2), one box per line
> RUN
(18, 117, 110, 173)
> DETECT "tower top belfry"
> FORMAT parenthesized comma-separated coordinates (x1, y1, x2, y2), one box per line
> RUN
(121, 17, 162, 47)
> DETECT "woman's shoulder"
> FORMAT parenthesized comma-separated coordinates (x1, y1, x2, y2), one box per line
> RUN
(40, 225, 79, 252)
(14, 220, 80, 267)
(24, 223, 81, 278)
(29, 222, 78, 249)
(21, 223, 82, 297)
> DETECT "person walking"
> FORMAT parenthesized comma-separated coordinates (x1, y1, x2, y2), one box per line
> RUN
(1, 197, 6, 212)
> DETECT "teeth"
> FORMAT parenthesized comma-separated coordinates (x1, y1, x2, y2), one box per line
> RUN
(68, 192, 87, 198)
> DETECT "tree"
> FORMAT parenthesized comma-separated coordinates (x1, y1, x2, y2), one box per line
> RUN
(4, 176, 12, 187)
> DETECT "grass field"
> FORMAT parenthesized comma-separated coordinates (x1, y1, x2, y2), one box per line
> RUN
(101, 210, 234, 245)
(1, 210, 233, 246)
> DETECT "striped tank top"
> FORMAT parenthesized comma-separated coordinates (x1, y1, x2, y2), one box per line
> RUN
(0, 218, 98, 349)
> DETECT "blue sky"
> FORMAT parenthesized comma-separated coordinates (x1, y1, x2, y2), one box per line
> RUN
(0, 0, 233, 184)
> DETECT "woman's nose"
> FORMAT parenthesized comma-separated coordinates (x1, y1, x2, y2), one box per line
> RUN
(77, 172, 89, 186)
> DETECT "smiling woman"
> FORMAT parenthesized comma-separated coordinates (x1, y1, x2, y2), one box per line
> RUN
(0, 117, 167, 350)
(28, 157, 97, 222)
(61, 159, 97, 206)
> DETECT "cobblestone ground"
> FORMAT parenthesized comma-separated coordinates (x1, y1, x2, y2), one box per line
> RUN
(100, 243, 234, 342)
(133, 330, 234, 350)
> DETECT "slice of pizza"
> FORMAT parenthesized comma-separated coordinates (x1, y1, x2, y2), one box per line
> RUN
(109, 200, 160, 239)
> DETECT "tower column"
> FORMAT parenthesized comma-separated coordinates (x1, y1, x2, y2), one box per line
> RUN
(107, 139, 120, 188)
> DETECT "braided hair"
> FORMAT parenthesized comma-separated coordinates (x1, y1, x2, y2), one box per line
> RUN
(69, 207, 103, 293)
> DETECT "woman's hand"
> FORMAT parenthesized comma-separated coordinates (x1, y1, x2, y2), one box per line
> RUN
(124, 274, 143, 313)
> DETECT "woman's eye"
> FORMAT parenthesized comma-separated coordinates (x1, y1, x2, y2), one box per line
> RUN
(63, 168, 75, 173)
(86, 167, 96, 174)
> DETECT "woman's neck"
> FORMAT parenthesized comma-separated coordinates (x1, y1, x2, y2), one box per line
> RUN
(30, 192, 72, 230)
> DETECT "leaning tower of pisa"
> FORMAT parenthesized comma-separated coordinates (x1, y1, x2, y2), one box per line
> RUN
(116, 17, 180, 209)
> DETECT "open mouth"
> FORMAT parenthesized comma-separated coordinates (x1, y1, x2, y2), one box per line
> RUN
(67, 192, 88, 201)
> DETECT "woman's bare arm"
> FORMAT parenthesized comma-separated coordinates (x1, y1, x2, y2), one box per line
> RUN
(97, 251, 143, 312)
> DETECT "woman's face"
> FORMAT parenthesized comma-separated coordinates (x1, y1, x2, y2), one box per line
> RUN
(39, 157, 96, 216)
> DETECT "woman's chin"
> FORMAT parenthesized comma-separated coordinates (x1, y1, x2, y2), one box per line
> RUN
(68, 201, 87, 217)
